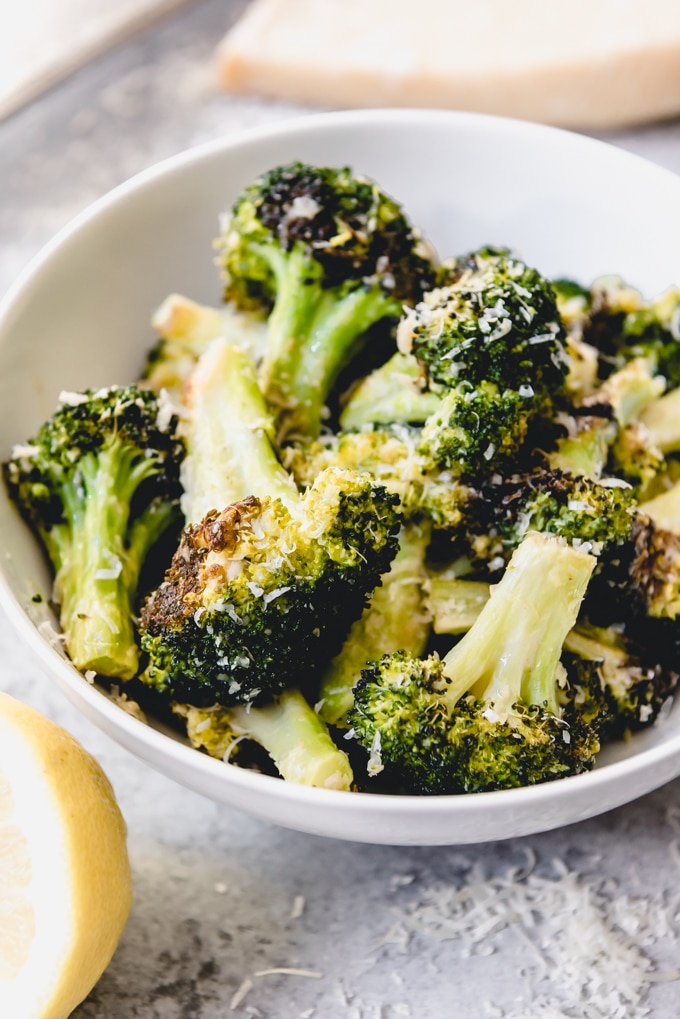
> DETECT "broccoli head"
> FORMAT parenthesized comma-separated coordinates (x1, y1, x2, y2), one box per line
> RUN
(4, 386, 184, 679)
(569, 275, 680, 391)
(564, 622, 677, 740)
(417, 380, 535, 476)
(465, 470, 637, 573)
(139, 339, 401, 705)
(286, 424, 471, 529)
(421, 571, 678, 741)
(348, 532, 599, 794)
(398, 247, 568, 395)
(396, 248, 568, 476)
(615, 287, 680, 389)
(606, 514, 680, 621)
(217, 161, 435, 437)
(140, 466, 400, 705)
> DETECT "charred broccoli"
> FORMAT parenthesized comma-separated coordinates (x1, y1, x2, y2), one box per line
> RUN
(4, 386, 184, 679)
(558, 275, 680, 390)
(464, 470, 637, 574)
(563, 622, 676, 740)
(139, 340, 401, 706)
(217, 162, 434, 438)
(348, 532, 599, 794)
(596, 513, 680, 623)
(397, 247, 568, 476)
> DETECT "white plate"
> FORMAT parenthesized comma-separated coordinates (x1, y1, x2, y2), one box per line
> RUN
(1, 109, 680, 845)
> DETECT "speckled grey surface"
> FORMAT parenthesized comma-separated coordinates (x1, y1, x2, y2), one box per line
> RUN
(3, 3, 680, 1016)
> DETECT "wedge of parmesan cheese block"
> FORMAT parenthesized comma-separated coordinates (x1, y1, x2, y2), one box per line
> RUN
(217, 0, 680, 130)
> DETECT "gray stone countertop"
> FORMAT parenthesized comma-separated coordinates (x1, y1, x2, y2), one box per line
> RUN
(3, 3, 680, 1016)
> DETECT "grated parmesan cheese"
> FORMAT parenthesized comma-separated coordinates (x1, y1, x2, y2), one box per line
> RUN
(387, 857, 675, 1018)
(290, 894, 306, 919)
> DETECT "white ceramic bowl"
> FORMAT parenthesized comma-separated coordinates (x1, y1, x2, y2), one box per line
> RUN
(2, 109, 680, 846)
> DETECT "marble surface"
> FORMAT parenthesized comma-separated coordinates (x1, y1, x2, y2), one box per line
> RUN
(3, 3, 680, 1016)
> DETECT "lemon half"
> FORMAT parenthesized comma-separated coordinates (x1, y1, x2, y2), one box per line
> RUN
(0, 693, 132, 1019)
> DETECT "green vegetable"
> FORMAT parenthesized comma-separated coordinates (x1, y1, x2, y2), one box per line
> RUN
(318, 523, 432, 727)
(348, 532, 599, 794)
(217, 162, 434, 438)
(174, 690, 354, 790)
(4, 386, 184, 678)
(139, 341, 401, 706)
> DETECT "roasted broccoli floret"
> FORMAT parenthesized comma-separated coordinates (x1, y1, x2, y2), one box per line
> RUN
(318, 523, 432, 727)
(217, 162, 434, 438)
(286, 425, 471, 529)
(4, 386, 184, 679)
(423, 571, 678, 740)
(348, 532, 599, 794)
(566, 275, 680, 390)
(142, 293, 268, 400)
(139, 340, 401, 706)
(173, 689, 354, 789)
(465, 470, 637, 574)
(397, 247, 568, 476)
(613, 287, 680, 389)
(400, 247, 567, 395)
(418, 380, 537, 476)
(597, 514, 680, 622)
(608, 422, 665, 497)
(569, 274, 645, 359)
(581, 357, 665, 426)
(563, 622, 676, 740)
(562, 356, 667, 494)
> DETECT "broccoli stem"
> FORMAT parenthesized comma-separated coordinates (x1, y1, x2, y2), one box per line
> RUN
(340, 353, 441, 431)
(55, 443, 162, 679)
(426, 576, 491, 635)
(563, 623, 630, 686)
(259, 246, 323, 393)
(639, 386, 680, 453)
(228, 689, 354, 789)
(318, 523, 432, 726)
(180, 339, 300, 523)
(440, 533, 595, 716)
(277, 287, 400, 438)
(256, 245, 402, 437)
(547, 417, 615, 479)
(587, 358, 664, 427)
(639, 481, 680, 533)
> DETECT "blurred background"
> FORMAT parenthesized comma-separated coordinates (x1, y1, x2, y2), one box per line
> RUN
(3, 0, 680, 293)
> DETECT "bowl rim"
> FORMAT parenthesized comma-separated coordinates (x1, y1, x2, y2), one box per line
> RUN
(1, 106, 679, 834)
(4, 105, 680, 322)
